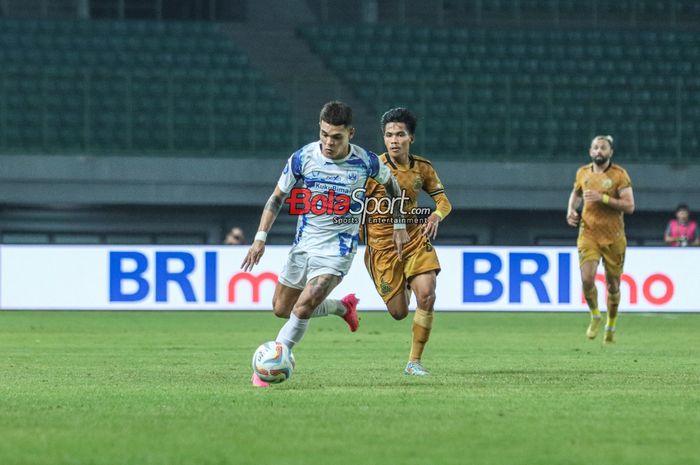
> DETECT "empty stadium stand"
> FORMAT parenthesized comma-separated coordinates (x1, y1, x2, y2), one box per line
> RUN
(0, 18, 293, 155)
(299, 24, 700, 161)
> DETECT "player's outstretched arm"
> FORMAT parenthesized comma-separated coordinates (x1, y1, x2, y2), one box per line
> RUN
(382, 174, 410, 260)
(241, 186, 288, 272)
(566, 188, 582, 227)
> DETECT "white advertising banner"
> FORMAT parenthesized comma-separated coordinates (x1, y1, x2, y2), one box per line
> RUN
(0, 245, 697, 311)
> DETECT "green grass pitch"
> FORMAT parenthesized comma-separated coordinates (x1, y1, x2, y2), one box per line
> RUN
(1, 311, 699, 465)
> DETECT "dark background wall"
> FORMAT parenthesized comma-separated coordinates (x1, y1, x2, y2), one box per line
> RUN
(1, 154, 695, 245)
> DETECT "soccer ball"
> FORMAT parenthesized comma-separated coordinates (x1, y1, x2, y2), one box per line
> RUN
(252, 341, 295, 384)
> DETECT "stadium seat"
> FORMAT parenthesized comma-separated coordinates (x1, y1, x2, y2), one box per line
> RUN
(298, 23, 699, 160)
(0, 18, 292, 155)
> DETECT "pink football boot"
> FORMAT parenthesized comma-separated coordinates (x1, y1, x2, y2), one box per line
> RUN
(340, 293, 360, 332)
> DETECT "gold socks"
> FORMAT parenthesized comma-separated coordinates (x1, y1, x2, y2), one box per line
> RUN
(409, 308, 433, 362)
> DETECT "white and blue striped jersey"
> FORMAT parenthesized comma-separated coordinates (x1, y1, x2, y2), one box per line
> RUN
(277, 141, 392, 257)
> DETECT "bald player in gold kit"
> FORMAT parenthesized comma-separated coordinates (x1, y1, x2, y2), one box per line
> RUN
(362, 108, 452, 375)
(567, 135, 635, 344)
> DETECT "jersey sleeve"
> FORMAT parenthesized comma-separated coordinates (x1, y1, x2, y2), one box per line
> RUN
(277, 149, 303, 194)
(422, 163, 446, 196)
(421, 163, 450, 219)
(364, 176, 381, 198)
(369, 151, 391, 185)
(617, 169, 632, 193)
(432, 192, 452, 220)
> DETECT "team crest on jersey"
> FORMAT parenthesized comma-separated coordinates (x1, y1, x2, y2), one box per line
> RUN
(602, 178, 613, 189)
(380, 280, 393, 295)
(348, 172, 358, 183)
(413, 176, 423, 190)
(426, 242, 433, 252)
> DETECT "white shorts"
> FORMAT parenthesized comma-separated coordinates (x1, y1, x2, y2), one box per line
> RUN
(278, 247, 355, 290)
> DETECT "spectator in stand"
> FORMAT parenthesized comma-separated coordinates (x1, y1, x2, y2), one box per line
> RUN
(224, 227, 246, 245)
(665, 204, 699, 247)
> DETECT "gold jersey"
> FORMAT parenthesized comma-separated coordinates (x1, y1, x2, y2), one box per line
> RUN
(574, 162, 632, 245)
(363, 153, 451, 251)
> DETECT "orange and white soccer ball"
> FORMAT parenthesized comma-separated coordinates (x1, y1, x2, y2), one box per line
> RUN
(252, 341, 295, 384)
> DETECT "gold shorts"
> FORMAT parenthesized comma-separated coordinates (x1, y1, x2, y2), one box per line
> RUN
(577, 235, 627, 278)
(364, 236, 441, 303)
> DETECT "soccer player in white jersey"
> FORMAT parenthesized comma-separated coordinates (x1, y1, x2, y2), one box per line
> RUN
(241, 101, 409, 387)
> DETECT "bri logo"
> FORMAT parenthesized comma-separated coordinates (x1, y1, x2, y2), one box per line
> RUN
(109, 251, 277, 303)
(462, 252, 674, 305)
(462, 252, 572, 304)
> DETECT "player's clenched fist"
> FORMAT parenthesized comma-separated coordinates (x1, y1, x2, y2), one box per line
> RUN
(582, 189, 602, 203)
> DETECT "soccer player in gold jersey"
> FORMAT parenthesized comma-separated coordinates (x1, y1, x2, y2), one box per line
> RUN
(566, 135, 635, 344)
(362, 108, 452, 375)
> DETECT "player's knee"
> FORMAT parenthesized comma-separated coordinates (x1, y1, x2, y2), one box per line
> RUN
(415, 289, 436, 311)
(272, 302, 292, 319)
(607, 282, 620, 294)
(581, 276, 596, 290)
(387, 295, 409, 320)
(388, 307, 408, 320)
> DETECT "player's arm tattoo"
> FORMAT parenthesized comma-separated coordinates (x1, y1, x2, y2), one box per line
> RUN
(263, 192, 286, 217)
(255, 189, 288, 235)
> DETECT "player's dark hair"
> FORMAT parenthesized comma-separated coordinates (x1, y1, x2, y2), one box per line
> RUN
(381, 107, 417, 134)
(319, 101, 353, 127)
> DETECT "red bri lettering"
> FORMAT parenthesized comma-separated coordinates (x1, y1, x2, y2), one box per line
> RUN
(580, 273, 638, 303)
(642, 274, 674, 305)
(620, 274, 638, 304)
(580, 272, 673, 305)
(228, 272, 278, 303)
